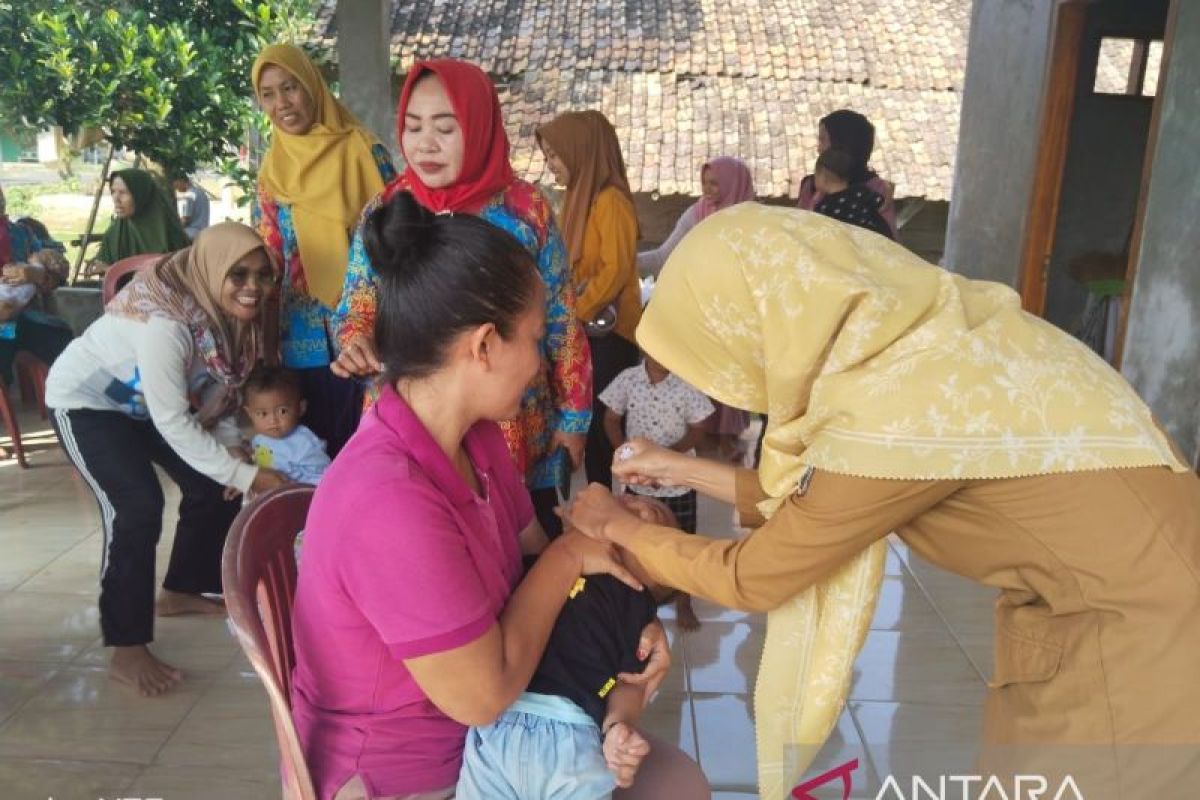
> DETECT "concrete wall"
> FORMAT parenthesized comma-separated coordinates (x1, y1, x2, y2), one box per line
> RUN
(336, 0, 395, 152)
(1122, 0, 1200, 466)
(942, 0, 1058, 285)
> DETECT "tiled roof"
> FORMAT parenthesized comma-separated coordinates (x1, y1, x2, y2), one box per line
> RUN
(317, 1, 969, 200)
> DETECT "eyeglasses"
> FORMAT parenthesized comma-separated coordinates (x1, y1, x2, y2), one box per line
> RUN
(227, 267, 279, 288)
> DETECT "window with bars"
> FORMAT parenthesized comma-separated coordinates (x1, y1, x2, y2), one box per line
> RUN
(1093, 37, 1163, 97)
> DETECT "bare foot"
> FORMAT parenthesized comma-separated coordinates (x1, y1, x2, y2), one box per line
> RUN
(675, 595, 701, 632)
(156, 589, 226, 617)
(110, 645, 183, 696)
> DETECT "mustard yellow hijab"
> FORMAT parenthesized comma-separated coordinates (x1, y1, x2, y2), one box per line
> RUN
(638, 203, 1184, 797)
(253, 44, 385, 308)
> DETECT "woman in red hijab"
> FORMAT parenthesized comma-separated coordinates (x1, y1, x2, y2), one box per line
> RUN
(333, 60, 591, 535)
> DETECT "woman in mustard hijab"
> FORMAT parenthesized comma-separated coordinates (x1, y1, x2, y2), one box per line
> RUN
(252, 44, 395, 455)
(563, 203, 1200, 799)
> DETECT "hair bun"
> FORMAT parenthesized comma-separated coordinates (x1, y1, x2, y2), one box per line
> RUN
(363, 191, 437, 281)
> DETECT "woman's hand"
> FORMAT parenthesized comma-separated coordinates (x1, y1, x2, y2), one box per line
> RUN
(226, 444, 253, 463)
(555, 530, 642, 591)
(559, 483, 643, 543)
(550, 430, 586, 472)
(330, 335, 382, 378)
(250, 467, 289, 493)
(619, 619, 671, 701)
(612, 437, 684, 489)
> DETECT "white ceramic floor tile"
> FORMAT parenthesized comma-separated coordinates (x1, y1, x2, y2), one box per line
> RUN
(154, 669, 281, 769)
(850, 700, 985, 786)
(14, 534, 103, 596)
(849, 629, 985, 706)
(0, 756, 139, 799)
(639, 690, 698, 760)
(682, 622, 764, 695)
(0, 592, 100, 662)
(0, 661, 63, 726)
(73, 614, 242, 675)
(124, 763, 281, 800)
(691, 693, 759, 789)
(869, 575, 947, 633)
(0, 665, 210, 763)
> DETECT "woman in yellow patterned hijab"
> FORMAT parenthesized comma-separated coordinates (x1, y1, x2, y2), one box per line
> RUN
(563, 203, 1200, 799)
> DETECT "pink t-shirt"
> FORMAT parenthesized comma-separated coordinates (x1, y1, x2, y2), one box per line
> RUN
(291, 385, 531, 799)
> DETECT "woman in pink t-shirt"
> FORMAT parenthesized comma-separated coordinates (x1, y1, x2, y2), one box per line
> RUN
(796, 109, 897, 237)
(291, 192, 709, 800)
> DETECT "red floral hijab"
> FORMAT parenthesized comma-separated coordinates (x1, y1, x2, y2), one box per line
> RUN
(388, 59, 515, 214)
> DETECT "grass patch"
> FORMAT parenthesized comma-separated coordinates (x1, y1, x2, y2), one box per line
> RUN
(7, 180, 112, 268)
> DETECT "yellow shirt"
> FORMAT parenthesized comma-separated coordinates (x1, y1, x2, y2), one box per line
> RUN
(573, 186, 642, 342)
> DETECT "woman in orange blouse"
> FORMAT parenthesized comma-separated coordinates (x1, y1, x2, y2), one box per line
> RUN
(537, 111, 642, 490)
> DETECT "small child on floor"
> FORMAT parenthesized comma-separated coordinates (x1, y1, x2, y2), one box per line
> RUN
(599, 353, 714, 631)
(456, 497, 679, 800)
(242, 366, 330, 486)
(812, 147, 894, 239)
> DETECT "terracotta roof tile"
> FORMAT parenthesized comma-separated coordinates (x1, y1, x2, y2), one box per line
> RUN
(319, 0, 967, 199)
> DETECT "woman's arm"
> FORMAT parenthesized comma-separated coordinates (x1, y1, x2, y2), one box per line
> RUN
(533, 195, 592, 441)
(404, 531, 641, 726)
(636, 205, 697, 279)
(796, 174, 818, 210)
(614, 438, 739, 505)
(669, 423, 708, 454)
(330, 201, 385, 376)
(564, 473, 961, 613)
(575, 190, 639, 322)
(135, 318, 260, 493)
(253, 186, 285, 367)
(604, 408, 626, 450)
(519, 517, 550, 556)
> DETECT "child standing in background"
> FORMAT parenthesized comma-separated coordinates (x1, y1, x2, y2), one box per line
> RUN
(243, 366, 331, 486)
(599, 354, 713, 631)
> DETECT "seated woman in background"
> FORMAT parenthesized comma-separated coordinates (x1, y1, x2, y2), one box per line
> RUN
(796, 109, 897, 237)
(15, 217, 66, 252)
(0, 181, 73, 385)
(88, 168, 190, 274)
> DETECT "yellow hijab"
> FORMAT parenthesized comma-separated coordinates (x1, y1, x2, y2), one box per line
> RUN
(253, 44, 385, 308)
(638, 203, 1183, 797)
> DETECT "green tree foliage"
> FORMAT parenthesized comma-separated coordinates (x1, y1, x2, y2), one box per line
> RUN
(0, 0, 316, 178)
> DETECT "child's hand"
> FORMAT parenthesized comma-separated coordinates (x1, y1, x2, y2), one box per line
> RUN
(222, 485, 242, 502)
(602, 722, 651, 788)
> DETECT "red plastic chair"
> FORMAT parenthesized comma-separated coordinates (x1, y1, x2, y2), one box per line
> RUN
(0, 379, 28, 467)
(101, 253, 162, 304)
(13, 352, 50, 419)
(222, 484, 318, 800)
